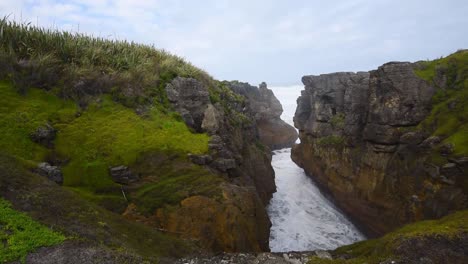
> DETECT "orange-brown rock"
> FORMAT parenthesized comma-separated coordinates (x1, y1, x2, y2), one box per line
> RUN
(154, 184, 270, 252)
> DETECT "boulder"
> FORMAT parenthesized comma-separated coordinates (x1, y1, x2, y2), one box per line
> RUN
(30, 123, 56, 147)
(109, 166, 137, 185)
(37, 162, 63, 184)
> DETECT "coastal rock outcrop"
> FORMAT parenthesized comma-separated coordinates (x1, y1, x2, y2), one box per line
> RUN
(292, 59, 468, 236)
(228, 81, 298, 150)
(139, 77, 278, 252)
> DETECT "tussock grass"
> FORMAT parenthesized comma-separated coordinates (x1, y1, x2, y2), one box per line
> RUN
(0, 17, 213, 107)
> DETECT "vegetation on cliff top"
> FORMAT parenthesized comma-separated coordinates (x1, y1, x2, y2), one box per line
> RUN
(0, 17, 232, 258)
(0, 198, 65, 263)
(415, 50, 468, 157)
(0, 17, 213, 106)
(308, 210, 468, 263)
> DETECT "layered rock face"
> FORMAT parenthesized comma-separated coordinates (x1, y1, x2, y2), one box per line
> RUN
(292, 62, 468, 236)
(228, 81, 298, 150)
(157, 77, 276, 251)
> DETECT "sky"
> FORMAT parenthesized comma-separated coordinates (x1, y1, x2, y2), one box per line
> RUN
(1, 0, 468, 85)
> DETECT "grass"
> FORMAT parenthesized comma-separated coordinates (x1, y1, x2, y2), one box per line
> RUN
(316, 135, 345, 147)
(0, 18, 253, 216)
(55, 95, 210, 191)
(330, 113, 345, 129)
(132, 164, 223, 215)
(308, 210, 468, 264)
(0, 81, 76, 162)
(0, 154, 194, 260)
(415, 50, 468, 156)
(0, 80, 210, 207)
(0, 198, 66, 263)
(0, 17, 213, 107)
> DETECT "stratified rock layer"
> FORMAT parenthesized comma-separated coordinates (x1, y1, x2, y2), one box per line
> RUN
(149, 77, 276, 252)
(228, 81, 298, 150)
(292, 62, 468, 236)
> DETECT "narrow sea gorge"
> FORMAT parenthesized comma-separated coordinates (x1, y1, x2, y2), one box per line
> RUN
(267, 86, 365, 252)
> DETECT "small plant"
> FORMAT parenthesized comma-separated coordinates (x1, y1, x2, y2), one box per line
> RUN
(0, 198, 65, 263)
(316, 135, 345, 147)
(330, 113, 345, 129)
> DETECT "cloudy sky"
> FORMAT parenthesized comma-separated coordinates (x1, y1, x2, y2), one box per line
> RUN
(1, 0, 467, 85)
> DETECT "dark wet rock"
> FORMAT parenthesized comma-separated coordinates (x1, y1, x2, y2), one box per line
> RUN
(30, 123, 56, 147)
(109, 166, 137, 184)
(440, 143, 454, 156)
(212, 158, 236, 172)
(189, 154, 213, 166)
(37, 162, 63, 184)
(424, 163, 440, 179)
(420, 136, 441, 149)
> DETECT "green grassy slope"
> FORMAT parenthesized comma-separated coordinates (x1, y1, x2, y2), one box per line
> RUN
(308, 210, 468, 263)
(415, 50, 468, 157)
(0, 154, 193, 262)
(0, 17, 233, 261)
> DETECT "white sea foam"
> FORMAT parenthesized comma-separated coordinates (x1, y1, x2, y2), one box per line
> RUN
(267, 85, 365, 252)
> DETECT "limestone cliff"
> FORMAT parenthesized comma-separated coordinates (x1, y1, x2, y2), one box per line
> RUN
(152, 77, 275, 251)
(227, 81, 298, 150)
(292, 51, 468, 236)
(0, 18, 281, 260)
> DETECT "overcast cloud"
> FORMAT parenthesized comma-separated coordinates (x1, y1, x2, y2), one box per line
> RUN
(1, 0, 467, 85)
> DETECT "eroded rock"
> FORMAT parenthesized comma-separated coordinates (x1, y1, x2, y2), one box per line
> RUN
(166, 77, 210, 132)
(30, 123, 56, 147)
(291, 61, 467, 236)
(37, 162, 63, 184)
(109, 166, 137, 184)
(227, 81, 298, 150)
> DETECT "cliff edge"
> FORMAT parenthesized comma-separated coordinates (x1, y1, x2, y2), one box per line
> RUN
(228, 81, 298, 150)
(292, 50, 468, 236)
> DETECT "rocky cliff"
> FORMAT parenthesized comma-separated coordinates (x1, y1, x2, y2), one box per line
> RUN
(0, 19, 282, 261)
(227, 81, 298, 150)
(152, 77, 276, 251)
(292, 50, 468, 236)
